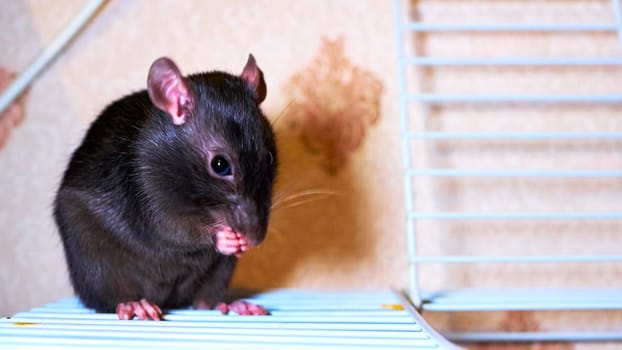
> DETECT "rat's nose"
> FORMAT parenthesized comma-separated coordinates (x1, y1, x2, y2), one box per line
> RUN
(230, 201, 263, 245)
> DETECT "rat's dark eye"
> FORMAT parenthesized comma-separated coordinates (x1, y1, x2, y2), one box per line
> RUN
(211, 156, 232, 176)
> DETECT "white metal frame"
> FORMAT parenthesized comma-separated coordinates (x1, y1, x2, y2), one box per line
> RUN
(0, 0, 104, 115)
(395, 0, 622, 343)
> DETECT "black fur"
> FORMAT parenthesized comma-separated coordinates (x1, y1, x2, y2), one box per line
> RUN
(54, 64, 277, 313)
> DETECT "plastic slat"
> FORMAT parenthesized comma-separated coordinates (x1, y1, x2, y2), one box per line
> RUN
(401, 23, 619, 32)
(420, 289, 622, 311)
(444, 331, 622, 343)
(405, 57, 622, 66)
(406, 131, 622, 140)
(407, 169, 622, 177)
(408, 211, 622, 220)
(408, 93, 622, 103)
(410, 255, 622, 264)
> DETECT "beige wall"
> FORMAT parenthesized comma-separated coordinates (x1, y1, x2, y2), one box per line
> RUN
(0, 0, 404, 316)
(1, 1, 621, 348)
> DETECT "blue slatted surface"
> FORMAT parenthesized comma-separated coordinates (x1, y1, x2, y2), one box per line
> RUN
(0, 290, 462, 350)
(0, 290, 464, 349)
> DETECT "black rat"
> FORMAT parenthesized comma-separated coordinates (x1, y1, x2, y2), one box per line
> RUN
(53, 54, 277, 320)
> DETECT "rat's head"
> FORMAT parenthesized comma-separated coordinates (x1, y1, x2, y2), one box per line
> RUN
(139, 55, 277, 249)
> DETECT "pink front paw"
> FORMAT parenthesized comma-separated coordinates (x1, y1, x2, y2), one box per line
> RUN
(215, 227, 249, 257)
(216, 300, 269, 316)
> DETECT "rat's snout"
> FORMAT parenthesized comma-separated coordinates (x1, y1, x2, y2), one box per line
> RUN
(227, 200, 267, 247)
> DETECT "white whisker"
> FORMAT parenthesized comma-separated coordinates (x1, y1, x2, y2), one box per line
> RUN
(270, 99, 295, 128)
(271, 189, 343, 212)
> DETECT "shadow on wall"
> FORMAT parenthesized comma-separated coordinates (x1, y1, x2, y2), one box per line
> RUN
(231, 38, 384, 290)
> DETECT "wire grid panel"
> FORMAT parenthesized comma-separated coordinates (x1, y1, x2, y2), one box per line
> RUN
(394, 0, 622, 324)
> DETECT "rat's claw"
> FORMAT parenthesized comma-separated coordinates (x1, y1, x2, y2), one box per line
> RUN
(116, 299, 163, 321)
(140, 299, 162, 320)
(215, 302, 229, 314)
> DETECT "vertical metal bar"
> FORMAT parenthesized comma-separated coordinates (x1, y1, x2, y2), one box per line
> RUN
(393, 0, 422, 308)
(612, 0, 622, 48)
(0, 0, 105, 115)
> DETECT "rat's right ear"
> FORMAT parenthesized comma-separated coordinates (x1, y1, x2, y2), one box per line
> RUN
(241, 54, 267, 105)
(147, 57, 193, 125)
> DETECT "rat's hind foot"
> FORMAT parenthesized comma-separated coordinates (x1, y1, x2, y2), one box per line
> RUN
(116, 299, 163, 320)
(216, 300, 269, 316)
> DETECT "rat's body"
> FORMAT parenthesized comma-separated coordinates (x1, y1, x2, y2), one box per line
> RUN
(54, 55, 276, 320)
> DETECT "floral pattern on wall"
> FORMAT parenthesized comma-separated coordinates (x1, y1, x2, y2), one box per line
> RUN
(0, 67, 27, 150)
(285, 37, 383, 174)
(469, 311, 574, 350)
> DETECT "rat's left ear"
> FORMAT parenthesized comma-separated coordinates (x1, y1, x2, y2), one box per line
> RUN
(147, 57, 193, 125)
(241, 54, 267, 104)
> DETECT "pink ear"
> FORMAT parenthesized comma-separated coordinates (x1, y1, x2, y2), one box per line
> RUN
(147, 57, 192, 125)
(241, 54, 267, 104)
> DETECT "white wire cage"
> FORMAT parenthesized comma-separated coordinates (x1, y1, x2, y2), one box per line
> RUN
(394, 0, 622, 343)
